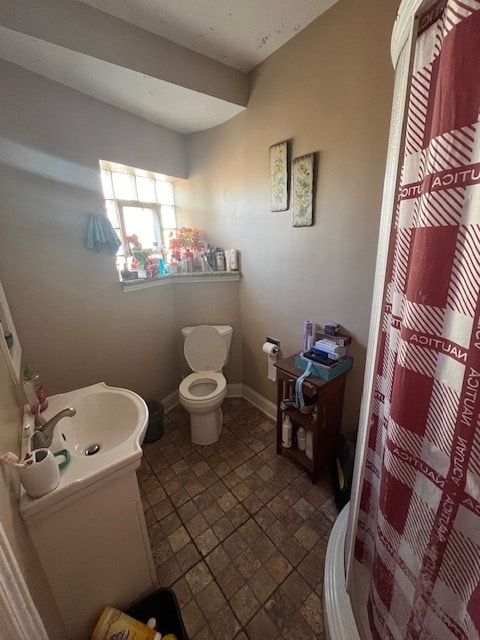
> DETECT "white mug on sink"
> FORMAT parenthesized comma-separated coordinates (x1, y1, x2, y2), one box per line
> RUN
(20, 447, 70, 498)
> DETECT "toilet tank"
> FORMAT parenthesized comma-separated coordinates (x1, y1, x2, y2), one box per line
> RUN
(182, 325, 233, 365)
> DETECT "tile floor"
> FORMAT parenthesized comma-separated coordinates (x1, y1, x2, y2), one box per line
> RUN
(138, 397, 338, 639)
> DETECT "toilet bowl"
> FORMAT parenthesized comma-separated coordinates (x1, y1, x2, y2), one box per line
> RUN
(179, 325, 233, 445)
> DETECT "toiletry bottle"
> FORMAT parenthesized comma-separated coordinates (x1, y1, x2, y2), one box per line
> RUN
(303, 321, 313, 352)
(216, 251, 225, 271)
(229, 249, 239, 271)
(305, 431, 313, 460)
(157, 247, 166, 275)
(281, 414, 292, 448)
(205, 244, 216, 271)
(185, 249, 194, 273)
(150, 242, 162, 276)
(22, 364, 48, 415)
(224, 249, 231, 271)
(297, 426, 306, 451)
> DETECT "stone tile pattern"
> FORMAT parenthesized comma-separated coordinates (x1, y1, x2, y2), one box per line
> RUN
(138, 398, 338, 640)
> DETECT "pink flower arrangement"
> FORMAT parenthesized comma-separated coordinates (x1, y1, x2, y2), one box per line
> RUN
(169, 227, 204, 261)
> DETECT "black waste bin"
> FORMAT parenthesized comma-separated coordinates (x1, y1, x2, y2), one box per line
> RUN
(143, 401, 164, 443)
(127, 588, 188, 639)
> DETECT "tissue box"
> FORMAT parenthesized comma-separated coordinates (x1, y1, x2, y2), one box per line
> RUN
(294, 353, 353, 381)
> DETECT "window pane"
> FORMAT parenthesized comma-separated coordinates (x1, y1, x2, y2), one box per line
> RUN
(162, 229, 175, 250)
(115, 237, 124, 256)
(122, 206, 160, 250)
(100, 170, 114, 199)
(136, 177, 156, 203)
(112, 172, 137, 200)
(98, 162, 179, 279)
(155, 180, 174, 205)
(160, 205, 176, 229)
(105, 200, 119, 228)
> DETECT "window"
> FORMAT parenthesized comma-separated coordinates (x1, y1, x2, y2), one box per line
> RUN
(99, 160, 178, 274)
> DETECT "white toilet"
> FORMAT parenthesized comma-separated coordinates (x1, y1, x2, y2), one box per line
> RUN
(179, 325, 233, 445)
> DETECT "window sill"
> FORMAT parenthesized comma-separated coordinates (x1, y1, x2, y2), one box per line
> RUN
(122, 270, 241, 292)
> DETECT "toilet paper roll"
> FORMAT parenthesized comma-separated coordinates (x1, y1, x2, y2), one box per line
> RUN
(263, 342, 279, 382)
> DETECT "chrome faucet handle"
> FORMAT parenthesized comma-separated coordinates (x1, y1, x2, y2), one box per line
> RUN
(30, 407, 76, 450)
(30, 429, 49, 450)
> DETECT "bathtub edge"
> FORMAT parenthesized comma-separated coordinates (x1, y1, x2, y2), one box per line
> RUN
(324, 502, 361, 640)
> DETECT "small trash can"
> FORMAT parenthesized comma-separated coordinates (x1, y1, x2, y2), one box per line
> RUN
(143, 401, 164, 444)
(127, 588, 188, 639)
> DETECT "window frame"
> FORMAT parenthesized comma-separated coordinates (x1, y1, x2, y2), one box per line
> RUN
(99, 160, 179, 274)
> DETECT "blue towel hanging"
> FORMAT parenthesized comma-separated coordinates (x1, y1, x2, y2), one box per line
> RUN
(295, 361, 314, 408)
(85, 214, 121, 255)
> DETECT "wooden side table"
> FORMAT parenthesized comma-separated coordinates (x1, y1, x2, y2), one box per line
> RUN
(274, 355, 348, 483)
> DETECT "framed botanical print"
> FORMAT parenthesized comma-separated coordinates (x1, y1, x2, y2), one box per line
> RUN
(292, 153, 314, 227)
(269, 140, 289, 212)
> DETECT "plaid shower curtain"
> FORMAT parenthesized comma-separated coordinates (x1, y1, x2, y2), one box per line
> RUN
(355, 2, 480, 639)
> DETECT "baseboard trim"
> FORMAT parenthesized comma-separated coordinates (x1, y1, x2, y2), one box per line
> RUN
(161, 383, 276, 422)
(242, 385, 277, 422)
(162, 390, 179, 414)
(226, 382, 243, 398)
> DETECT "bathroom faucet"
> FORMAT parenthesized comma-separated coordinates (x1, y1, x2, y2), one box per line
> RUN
(31, 407, 76, 450)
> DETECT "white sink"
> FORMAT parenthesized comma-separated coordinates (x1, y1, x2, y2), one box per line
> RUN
(20, 382, 148, 520)
(19, 383, 157, 640)
(54, 387, 145, 457)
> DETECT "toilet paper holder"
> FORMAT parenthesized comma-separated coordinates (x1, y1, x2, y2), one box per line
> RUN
(263, 337, 280, 382)
(266, 336, 280, 348)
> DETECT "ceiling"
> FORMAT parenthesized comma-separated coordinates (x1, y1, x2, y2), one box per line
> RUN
(79, 0, 337, 73)
(0, 0, 338, 134)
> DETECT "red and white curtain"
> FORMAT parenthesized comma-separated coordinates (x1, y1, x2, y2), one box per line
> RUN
(355, 1, 480, 638)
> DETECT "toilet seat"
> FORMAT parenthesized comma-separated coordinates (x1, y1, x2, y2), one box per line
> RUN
(179, 371, 226, 402)
(184, 325, 227, 372)
(179, 324, 232, 446)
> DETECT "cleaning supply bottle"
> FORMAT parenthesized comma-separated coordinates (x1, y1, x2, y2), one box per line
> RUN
(297, 426, 306, 451)
(281, 414, 292, 448)
(22, 364, 48, 415)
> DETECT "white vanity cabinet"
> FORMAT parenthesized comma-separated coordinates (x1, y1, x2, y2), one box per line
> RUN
(21, 463, 157, 640)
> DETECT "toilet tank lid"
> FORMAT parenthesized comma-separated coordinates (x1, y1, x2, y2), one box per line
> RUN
(182, 325, 233, 337)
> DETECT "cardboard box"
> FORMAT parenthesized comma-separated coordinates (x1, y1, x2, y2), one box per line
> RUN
(294, 353, 353, 381)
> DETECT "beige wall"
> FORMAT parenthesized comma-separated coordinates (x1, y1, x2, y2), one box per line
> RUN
(172, 281, 242, 380)
(0, 61, 214, 404)
(0, 60, 244, 404)
(177, 0, 398, 426)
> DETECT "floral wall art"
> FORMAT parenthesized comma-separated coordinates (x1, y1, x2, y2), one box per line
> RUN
(269, 140, 289, 212)
(292, 153, 314, 227)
